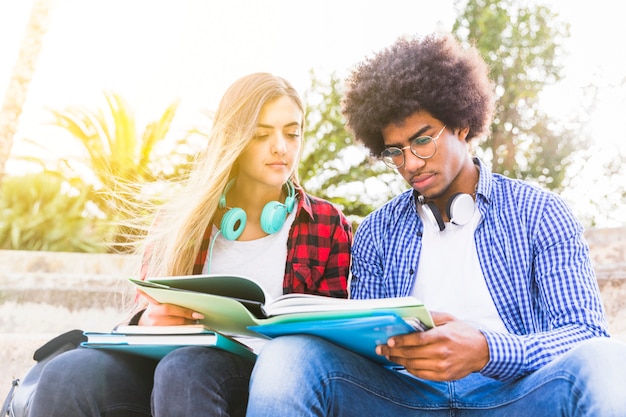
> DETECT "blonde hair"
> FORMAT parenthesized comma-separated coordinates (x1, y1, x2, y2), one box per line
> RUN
(140, 73, 304, 278)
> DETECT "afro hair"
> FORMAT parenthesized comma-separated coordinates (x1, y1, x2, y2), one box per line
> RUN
(342, 32, 496, 156)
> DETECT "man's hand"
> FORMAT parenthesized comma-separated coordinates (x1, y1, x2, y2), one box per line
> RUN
(137, 290, 205, 326)
(376, 311, 489, 381)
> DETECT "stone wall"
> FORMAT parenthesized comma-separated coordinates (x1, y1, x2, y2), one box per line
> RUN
(585, 227, 626, 340)
(1, 226, 625, 387)
(0, 251, 138, 384)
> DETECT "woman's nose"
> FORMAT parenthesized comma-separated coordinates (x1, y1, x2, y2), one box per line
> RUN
(271, 133, 287, 154)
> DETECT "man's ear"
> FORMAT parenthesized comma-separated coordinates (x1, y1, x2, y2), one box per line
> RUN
(457, 126, 470, 142)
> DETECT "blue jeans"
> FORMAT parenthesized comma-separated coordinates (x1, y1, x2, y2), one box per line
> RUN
(29, 346, 253, 417)
(247, 336, 626, 416)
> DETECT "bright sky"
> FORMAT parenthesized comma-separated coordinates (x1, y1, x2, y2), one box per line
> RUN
(1, 0, 625, 227)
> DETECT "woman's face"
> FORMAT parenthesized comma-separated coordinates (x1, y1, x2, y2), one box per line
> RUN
(237, 95, 303, 188)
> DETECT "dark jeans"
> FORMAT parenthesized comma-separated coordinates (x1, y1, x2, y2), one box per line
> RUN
(29, 346, 254, 417)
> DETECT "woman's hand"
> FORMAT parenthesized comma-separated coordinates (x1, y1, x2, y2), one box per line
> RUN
(136, 290, 205, 326)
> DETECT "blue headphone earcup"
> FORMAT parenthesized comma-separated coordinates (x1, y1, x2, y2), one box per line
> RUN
(219, 178, 235, 209)
(284, 195, 296, 213)
(221, 207, 247, 241)
(260, 201, 288, 234)
(284, 181, 296, 213)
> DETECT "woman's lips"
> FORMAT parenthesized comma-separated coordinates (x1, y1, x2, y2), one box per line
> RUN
(266, 161, 288, 171)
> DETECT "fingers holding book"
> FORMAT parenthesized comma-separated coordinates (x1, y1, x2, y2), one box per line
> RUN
(138, 289, 205, 326)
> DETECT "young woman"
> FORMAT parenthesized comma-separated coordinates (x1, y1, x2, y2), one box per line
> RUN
(29, 73, 352, 417)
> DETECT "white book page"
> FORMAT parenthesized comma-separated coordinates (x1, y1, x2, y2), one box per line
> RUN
(265, 295, 424, 316)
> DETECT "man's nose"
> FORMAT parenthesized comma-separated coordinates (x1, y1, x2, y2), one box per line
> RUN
(402, 148, 426, 172)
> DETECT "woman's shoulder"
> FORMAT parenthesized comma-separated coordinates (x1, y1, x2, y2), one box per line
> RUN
(296, 187, 334, 209)
(296, 188, 350, 223)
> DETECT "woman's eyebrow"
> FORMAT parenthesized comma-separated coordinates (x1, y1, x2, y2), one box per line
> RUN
(257, 121, 301, 129)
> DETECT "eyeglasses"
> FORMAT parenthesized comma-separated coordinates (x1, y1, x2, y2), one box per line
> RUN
(380, 125, 446, 169)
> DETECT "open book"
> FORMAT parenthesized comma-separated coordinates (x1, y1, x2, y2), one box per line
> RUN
(82, 324, 256, 361)
(130, 274, 434, 339)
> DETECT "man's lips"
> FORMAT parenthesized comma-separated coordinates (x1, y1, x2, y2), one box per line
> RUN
(410, 173, 435, 188)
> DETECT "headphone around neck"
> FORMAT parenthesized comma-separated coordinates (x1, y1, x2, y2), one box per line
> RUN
(218, 178, 296, 241)
(417, 192, 475, 231)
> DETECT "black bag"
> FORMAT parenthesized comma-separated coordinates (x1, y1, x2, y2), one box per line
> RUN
(2, 329, 86, 417)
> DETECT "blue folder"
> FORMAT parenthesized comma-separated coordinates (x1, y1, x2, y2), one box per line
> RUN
(249, 313, 426, 366)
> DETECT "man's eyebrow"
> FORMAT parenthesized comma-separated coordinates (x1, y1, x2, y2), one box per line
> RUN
(407, 125, 432, 142)
(385, 125, 432, 148)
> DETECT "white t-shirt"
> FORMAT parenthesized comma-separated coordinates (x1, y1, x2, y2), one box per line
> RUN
(203, 209, 297, 301)
(411, 203, 508, 333)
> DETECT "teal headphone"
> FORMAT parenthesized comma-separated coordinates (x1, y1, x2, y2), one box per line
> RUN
(218, 178, 296, 241)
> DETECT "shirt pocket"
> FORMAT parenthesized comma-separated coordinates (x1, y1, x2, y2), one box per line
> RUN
(289, 262, 326, 294)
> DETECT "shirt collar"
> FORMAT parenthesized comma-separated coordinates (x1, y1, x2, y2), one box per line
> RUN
(293, 185, 314, 220)
(473, 156, 492, 204)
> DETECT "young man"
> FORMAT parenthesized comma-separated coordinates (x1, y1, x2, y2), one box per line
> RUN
(246, 33, 626, 416)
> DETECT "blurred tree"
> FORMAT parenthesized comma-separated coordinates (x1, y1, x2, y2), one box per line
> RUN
(0, 0, 52, 181)
(453, 0, 590, 190)
(299, 70, 406, 220)
(0, 171, 105, 252)
(50, 91, 180, 188)
(49, 91, 183, 250)
(559, 137, 626, 228)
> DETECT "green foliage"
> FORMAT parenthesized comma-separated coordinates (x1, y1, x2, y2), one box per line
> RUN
(48, 91, 185, 250)
(453, 0, 589, 190)
(0, 172, 107, 252)
(49, 91, 180, 187)
(299, 70, 406, 219)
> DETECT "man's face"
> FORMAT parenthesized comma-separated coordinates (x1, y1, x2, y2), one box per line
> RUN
(381, 110, 469, 203)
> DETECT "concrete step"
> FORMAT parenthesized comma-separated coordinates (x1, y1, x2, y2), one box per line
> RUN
(0, 250, 137, 275)
(2, 334, 54, 383)
(0, 273, 135, 311)
(0, 301, 128, 383)
(0, 251, 137, 385)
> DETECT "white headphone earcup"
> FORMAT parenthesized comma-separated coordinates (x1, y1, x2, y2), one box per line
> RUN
(447, 193, 475, 226)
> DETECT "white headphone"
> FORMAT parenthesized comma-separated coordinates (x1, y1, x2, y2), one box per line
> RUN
(417, 192, 475, 231)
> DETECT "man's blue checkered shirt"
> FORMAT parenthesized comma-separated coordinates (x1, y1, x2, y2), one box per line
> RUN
(350, 158, 608, 381)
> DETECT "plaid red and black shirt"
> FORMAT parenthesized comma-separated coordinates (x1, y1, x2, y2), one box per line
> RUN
(192, 186, 352, 298)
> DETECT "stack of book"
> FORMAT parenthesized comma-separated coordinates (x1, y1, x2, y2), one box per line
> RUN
(83, 324, 256, 362)
(83, 274, 434, 366)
